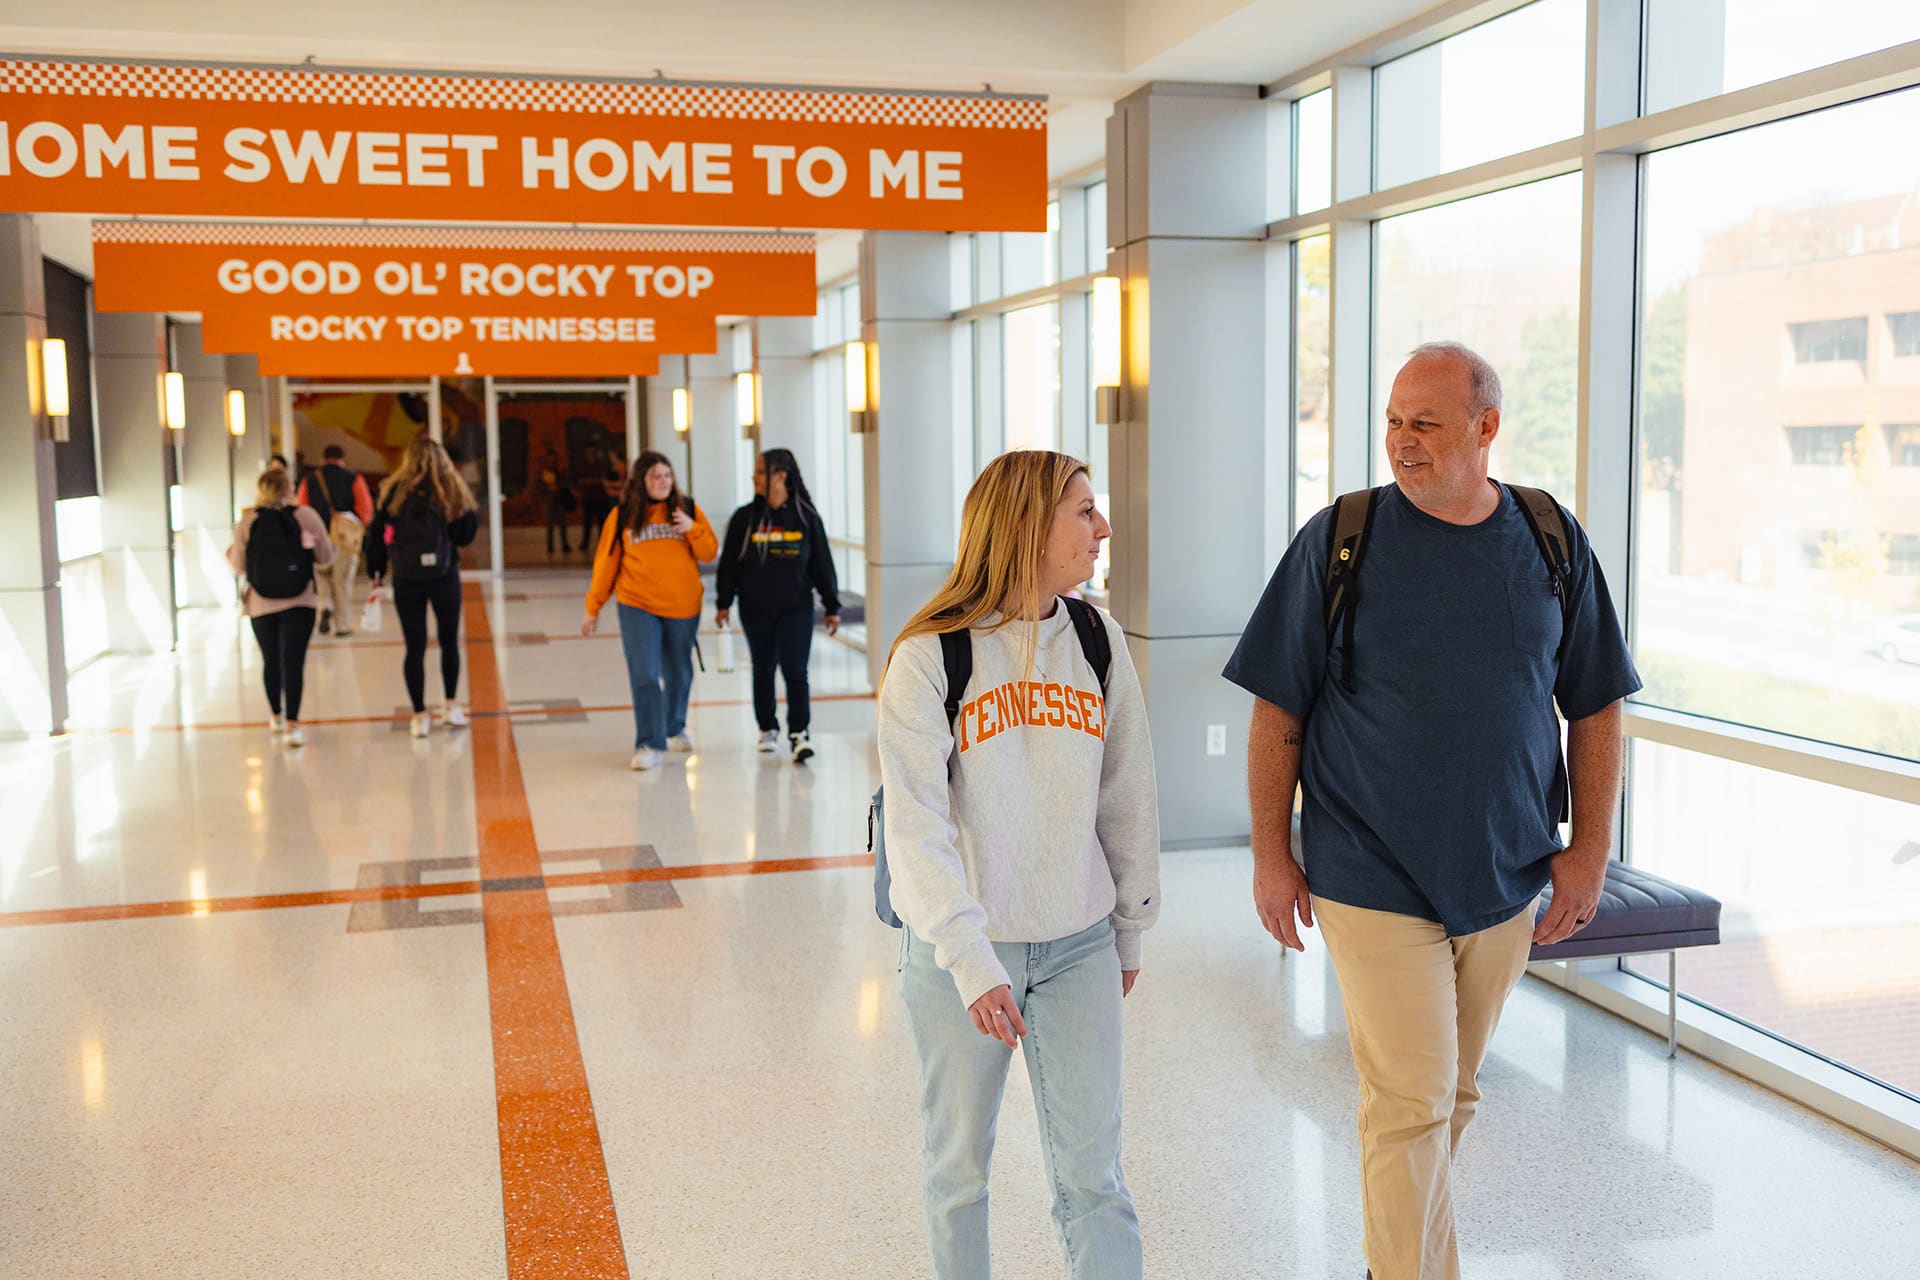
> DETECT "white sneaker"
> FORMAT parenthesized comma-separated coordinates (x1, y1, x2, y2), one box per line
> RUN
(443, 702, 469, 728)
(666, 733, 694, 753)
(756, 730, 780, 753)
(286, 723, 307, 748)
(790, 732, 815, 764)
(409, 712, 430, 738)
(629, 748, 662, 771)
(268, 713, 286, 735)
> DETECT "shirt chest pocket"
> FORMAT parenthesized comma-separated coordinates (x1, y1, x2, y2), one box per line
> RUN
(1507, 579, 1563, 658)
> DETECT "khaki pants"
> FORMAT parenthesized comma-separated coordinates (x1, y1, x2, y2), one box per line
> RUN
(315, 554, 358, 632)
(1314, 896, 1537, 1280)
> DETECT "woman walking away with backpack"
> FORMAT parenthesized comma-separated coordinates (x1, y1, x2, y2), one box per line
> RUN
(364, 436, 479, 739)
(228, 465, 336, 748)
(714, 449, 841, 764)
(581, 451, 719, 771)
(878, 450, 1160, 1280)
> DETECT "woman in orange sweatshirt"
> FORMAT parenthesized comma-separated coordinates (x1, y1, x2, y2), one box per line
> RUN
(582, 451, 720, 770)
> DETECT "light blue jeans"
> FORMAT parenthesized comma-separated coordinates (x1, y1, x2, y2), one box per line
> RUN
(616, 604, 698, 750)
(900, 917, 1140, 1280)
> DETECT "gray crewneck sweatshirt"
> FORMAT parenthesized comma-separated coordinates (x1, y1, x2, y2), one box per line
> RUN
(878, 600, 1161, 1008)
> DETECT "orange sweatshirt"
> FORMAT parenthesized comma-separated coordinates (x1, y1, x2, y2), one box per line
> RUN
(584, 501, 720, 621)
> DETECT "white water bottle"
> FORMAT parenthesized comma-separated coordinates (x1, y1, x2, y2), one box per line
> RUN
(359, 587, 384, 634)
(716, 623, 736, 672)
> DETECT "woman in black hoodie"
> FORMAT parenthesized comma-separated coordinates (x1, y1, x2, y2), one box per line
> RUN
(714, 449, 841, 763)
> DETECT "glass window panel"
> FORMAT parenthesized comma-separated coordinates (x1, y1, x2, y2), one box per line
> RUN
(1002, 301, 1061, 453)
(1294, 89, 1332, 215)
(1624, 739, 1920, 1101)
(1045, 200, 1060, 285)
(1887, 424, 1920, 467)
(1374, 0, 1584, 190)
(1646, 0, 1920, 115)
(1373, 173, 1583, 493)
(1002, 229, 1049, 298)
(1086, 181, 1109, 266)
(950, 235, 974, 311)
(1294, 234, 1332, 529)
(1887, 311, 1920, 358)
(1634, 87, 1920, 762)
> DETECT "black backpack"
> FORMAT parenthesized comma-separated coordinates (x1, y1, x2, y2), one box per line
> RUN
(869, 596, 1113, 928)
(389, 491, 455, 581)
(245, 507, 314, 600)
(1322, 480, 1575, 818)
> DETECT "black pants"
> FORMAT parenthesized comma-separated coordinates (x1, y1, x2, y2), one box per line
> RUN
(393, 573, 464, 712)
(580, 494, 613, 551)
(251, 607, 316, 721)
(545, 495, 572, 552)
(740, 604, 815, 735)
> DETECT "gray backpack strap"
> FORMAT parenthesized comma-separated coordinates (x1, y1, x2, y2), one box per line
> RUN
(1505, 484, 1576, 629)
(1324, 487, 1383, 694)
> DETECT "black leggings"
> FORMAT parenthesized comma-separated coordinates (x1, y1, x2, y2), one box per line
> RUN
(740, 604, 815, 735)
(393, 573, 464, 712)
(251, 607, 316, 721)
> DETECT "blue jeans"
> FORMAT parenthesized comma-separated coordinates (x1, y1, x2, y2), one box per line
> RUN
(616, 604, 698, 750)
(900, 918, 1139, 1280)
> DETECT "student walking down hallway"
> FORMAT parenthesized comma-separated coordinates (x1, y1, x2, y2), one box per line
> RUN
(582, 451, 719, 771)
(364, 436, 480, 739)
(714, 449, 841, 765)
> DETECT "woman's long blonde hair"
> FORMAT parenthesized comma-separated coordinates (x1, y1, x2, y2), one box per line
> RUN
(884, 450, 1088, 679)
(377, 434, 476, 520)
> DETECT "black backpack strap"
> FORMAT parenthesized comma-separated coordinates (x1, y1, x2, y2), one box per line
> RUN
(1506, 484, 1576, 630)
(938, 630, 973, 729)
(1060, 596, 1112, 695)
(1324, 487, 1382, 694)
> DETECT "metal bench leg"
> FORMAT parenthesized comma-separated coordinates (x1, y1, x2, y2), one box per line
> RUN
(1668, 951, 1678, 1059)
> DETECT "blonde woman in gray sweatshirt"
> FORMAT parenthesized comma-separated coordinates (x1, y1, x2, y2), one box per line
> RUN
(878, 449, 1161, 1280)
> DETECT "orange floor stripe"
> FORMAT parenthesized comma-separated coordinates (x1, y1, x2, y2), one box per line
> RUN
(462, 584, 631, 1280)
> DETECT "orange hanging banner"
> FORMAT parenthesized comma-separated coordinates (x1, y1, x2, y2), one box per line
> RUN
(92, 222, 761, 376)
(91, 222, 818, 319)
(1, 58, 1048, 231)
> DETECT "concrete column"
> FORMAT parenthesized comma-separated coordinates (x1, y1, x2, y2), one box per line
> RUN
(225, 354, 271, 501)
(859, 231, 959, 687)
(94, 312, 175, 655)
(1106, 83, 1269, 845)
(172, 322, 234, 607)
(0, 213, 67, 736)
(687, 347, 740, 525)
(756, 316, 815, 476)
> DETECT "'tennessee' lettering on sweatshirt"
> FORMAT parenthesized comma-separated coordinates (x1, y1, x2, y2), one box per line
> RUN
(878, 600, 1161, 1007)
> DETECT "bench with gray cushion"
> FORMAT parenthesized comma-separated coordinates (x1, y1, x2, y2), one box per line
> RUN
(1530, 861, 1722, 1057)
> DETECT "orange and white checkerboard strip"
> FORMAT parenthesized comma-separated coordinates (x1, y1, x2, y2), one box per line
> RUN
(90, 222, 816, 254)
(1, 59, 1047, 131)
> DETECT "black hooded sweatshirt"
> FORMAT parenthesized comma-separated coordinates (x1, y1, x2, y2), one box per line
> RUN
(714, 497, 842, 618)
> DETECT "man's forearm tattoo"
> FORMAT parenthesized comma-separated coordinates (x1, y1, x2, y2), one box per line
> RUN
(1282, 730, 1304, 747)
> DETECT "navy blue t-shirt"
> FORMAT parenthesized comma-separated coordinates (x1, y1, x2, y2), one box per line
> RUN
(1222, 482, 1642, 936)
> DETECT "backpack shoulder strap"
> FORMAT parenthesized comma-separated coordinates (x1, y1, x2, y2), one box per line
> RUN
(1061, 596, 1112, 695)
(938, 630, 973, 729)
(1324, 487, 1383, 693)
(1505, 483, 1575, 622)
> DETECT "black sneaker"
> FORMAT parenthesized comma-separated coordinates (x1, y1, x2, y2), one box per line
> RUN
(790, 732, 814, 764)
(318, 609, 332, 635)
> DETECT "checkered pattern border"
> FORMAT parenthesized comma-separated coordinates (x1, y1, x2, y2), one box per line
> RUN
(90, 221, 815, 254)
(1, 59, 1047, 130)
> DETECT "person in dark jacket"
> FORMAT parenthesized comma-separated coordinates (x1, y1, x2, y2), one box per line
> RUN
(363, 435, 480, 738)
(714, 448, 841, 763)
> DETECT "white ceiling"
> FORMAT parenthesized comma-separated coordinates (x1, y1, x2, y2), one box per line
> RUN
(11, 0, 1442, 282)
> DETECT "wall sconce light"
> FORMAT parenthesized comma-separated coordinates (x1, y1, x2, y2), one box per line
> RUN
(1092, 274, 1122, 425)
(226, 388, 247, 438)
(163, 371, 186, 431)
(846, 339, 871, 433)
(672, 385, 690, 435)
(735, 370, 760, 437)
(42, 337, 71, 443)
